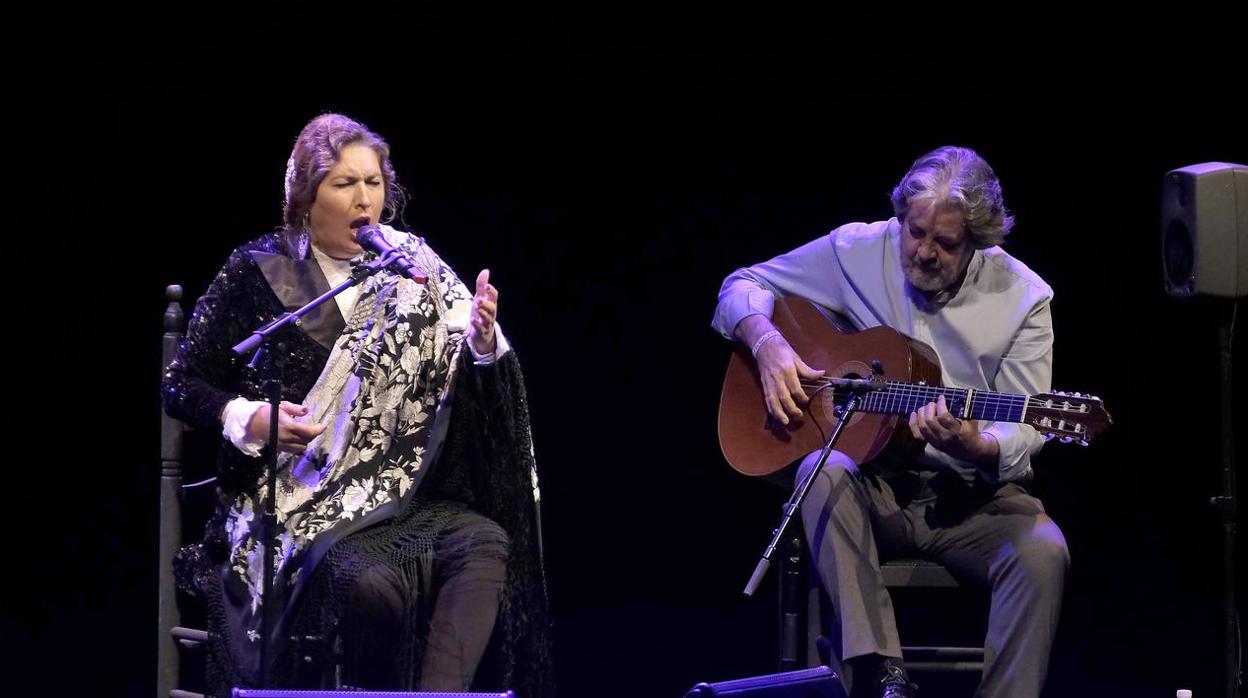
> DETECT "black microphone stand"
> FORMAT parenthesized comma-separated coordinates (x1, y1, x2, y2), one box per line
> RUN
(1213, 310, 1240, 698)
(743, 375, 886, 598)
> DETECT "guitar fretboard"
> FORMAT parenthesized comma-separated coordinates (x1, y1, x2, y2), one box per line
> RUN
(846, 382, 1027, 423)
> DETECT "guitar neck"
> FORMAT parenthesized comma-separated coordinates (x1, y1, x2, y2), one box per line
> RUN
(848, 382, 1028, 424)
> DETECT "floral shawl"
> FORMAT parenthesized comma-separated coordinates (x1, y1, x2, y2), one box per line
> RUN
(221, 226, 475, 642)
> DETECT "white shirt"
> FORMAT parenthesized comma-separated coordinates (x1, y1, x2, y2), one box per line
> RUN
(712, 218, 1054, 482)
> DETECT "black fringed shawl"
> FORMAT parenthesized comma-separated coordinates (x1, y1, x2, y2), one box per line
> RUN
(427, 349, 555, 698)
(164, 232, 554, 697)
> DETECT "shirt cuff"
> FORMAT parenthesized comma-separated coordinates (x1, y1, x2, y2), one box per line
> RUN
(714, 288, 777, 339)
(982, 422, 1038, 482)
(468, 326, 512, 365)
(221, 397, 267, 457)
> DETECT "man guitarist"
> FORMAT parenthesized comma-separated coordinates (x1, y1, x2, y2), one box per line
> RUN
(712, 146, 1068, 698)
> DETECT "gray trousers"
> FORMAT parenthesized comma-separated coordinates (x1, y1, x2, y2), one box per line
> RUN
(797, 451, 1069, 698)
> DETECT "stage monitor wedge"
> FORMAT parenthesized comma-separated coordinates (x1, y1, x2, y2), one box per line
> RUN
(684, 666, 846, 697)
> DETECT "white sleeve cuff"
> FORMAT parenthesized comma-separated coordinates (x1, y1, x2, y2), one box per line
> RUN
(712, 283, 778, 340)
(983, 422, 1042, 482)
(468, 325, 512, 366)
(221, 397, 267, 457)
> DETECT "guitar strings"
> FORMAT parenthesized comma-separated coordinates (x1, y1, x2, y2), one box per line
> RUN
(795, 380, 1091, 411)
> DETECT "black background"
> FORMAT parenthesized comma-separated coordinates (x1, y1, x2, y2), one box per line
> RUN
(9, 6, 1245, 697)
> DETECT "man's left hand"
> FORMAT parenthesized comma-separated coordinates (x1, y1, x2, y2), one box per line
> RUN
(909, 394, 998, 464)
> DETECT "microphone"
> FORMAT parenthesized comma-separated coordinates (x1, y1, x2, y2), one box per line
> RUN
(352, 223, 428, 283)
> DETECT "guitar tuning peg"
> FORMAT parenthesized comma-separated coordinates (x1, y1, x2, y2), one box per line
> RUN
(1043, 433, 1055, 441)
(1055, 390, 1066, 396)
(1060, 436, 1073, 444)
(1072, 391, 1082, 397)
(1079, 440, 1089, 447)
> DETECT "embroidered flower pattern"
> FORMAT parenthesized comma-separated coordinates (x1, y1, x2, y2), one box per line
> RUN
(222, 229, 475, 623)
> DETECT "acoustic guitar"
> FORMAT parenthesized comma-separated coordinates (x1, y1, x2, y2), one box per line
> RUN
(718, 298, 1112, 477)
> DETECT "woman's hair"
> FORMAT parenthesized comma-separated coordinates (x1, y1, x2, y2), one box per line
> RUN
(281, 113, 407, 252)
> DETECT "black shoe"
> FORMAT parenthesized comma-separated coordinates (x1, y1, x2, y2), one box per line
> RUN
(876, 659, 917, 698)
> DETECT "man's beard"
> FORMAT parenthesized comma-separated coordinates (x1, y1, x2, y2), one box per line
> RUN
(903, 259, 958, 293)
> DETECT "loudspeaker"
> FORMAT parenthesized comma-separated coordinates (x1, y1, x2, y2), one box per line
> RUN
(1161, 161, 1248, 297)
(684, 666, 846, 697)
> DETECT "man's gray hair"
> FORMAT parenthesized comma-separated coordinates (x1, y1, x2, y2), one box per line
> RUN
(891, 146, 1014, 248)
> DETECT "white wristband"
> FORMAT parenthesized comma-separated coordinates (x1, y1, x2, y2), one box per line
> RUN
(751, 329, 783, 357)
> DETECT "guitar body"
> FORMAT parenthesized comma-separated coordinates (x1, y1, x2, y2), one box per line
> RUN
(718, 299, 943, 477)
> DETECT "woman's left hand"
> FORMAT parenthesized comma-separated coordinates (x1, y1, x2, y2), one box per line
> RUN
(467, 268, 499, 356)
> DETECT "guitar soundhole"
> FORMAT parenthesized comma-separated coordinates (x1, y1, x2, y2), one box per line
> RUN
(807, 361, 872, 428)
(828, 373, 862, 419)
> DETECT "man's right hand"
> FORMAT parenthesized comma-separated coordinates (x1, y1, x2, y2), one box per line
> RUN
(246, 401, 326, 454)
(736, 314, 825, 426)
(755, 335, 826, 425)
